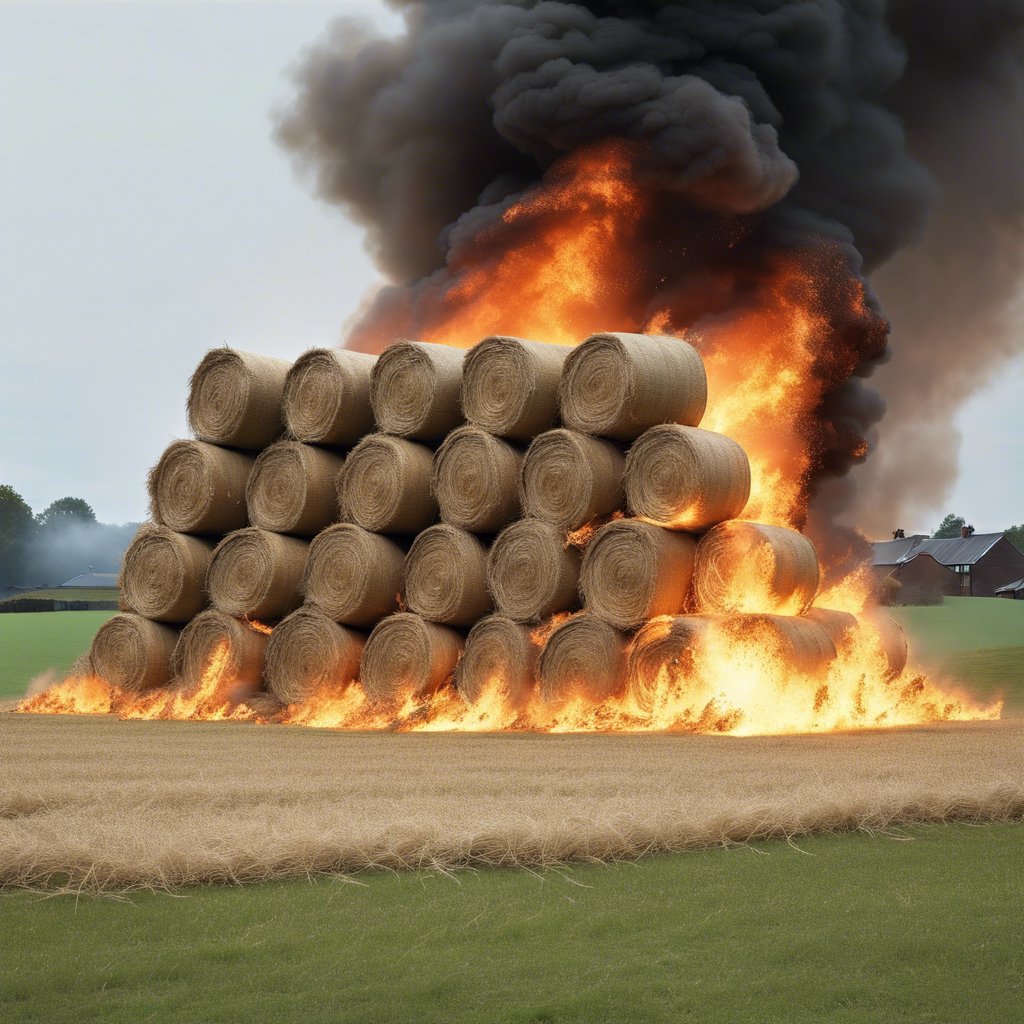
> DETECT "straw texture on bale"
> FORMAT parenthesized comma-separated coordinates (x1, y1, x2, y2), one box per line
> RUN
(303, 523, 404, 627)
(89, 614, 179, 693)
(627, 615, 717, 713)
(171, 609, 268, 690)
(805, 609, 908, 682)
(559, 333, 707, 441)
(187, 348, 291, 450)
(283, 347, 376, 445)
(521, 429, 625, 530)
(869, 614, 909, 681)
(148, 440, 254, 535)
(625, 424, 751, 531)
(456, 615, 537, 708)
(246, 441, 344, 536)
(404, 525, 491, 627)
(119, 525, 213, 624)
(693, 521, 820, 615)
(206, 528, 309, 622)
(461, 336, 573, 440)
(370, 341, 464, 441)
(433, 426, 522, 533)
(538, 613, 628, 706)
(803, 607, 859, 649)
(487, 518, 580, 622)
(338, 434, 436, 534)
(721, 614, 837, 675)
(264, 607, 365, 706)
(360, 612, 464, 703)
(580, 519, 696, 629)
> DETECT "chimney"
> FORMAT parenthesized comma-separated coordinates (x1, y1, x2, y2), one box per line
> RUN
(960, 526, 970, 539)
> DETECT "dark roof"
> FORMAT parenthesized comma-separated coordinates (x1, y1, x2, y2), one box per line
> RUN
(995, 577, 1024, 594)
(872, 533, 1004, 567)
(60, 572, 119, 588)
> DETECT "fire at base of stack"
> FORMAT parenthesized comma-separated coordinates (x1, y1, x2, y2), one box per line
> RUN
(18, 334, 1003, 735)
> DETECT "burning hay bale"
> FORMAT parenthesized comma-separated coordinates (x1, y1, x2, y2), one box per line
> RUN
(206, 527, 309, 622)
(624, 424, 751, 532)
(521, 428, 625, 530)
(119, 525, 213, 624)
(245, 440, 344, 536)
(559, 332, 707, 441)
(187, 348, 291, 450)
(148, 440, 254, 535)
(461, 336, 573, 440)
(302, 523, 404, 627)
(720, 614, 837, 676)
(89, 614, 179, 692)
(338, 433, 436, 534)
(486, 518, 580, 622)
(538, 613, 628, 707)
(805, 607, 908, 681)
(360, 612, 464, 703)
(283, 347, 376, 445)
(456, 615, 537, 708)
(627, 615, 717, 714)
(693, 521, 820, 616)
(403, 524, 491, 626)
(370, 340, 464, 441)
(172, 609, 269, 691)
(433, 425, 523, 533)
(580, 519, 696, 629)
(264, 607, 364, 705)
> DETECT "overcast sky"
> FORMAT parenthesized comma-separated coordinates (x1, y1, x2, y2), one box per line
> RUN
(1, 1, 1021, 536)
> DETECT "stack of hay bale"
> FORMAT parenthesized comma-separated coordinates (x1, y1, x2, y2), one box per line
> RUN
(89, 333, 907, 715)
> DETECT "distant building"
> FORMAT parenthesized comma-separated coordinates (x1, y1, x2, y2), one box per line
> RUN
(995, 577, 1024, 600)
(59, 571, 118, 589)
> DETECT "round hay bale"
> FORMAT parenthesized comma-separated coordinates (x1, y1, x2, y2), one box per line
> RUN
(370, 341, 464, 441)
(461, 336, 573, 440)
(803, 607, 859, 649)
(538, 613, 628, 706)
(627, 615, 717, 713)
(806, 609, 907, 682)
(867, 613, 909, 680)
(521, 429, 625, 530)
(303, 523, 405, 626)
(338, 433, 436, 534)
(89, 614, 179, 692)
(580, 519, 696, 629)
(171, 609, 268, 690)
(148, 440, 254, 535)
(559, 333, 707, 441)
(403, 525, 491, 626)
(624, 424, 751, 531)
(187, 347, 291, 450)
(693, 521, 820, 615)
(206, 527, 309, 622)
(720, 614, 836, 675)
(456, 615, 537, 708)
(433, 426, 523, 533)
(119, 524, 213, 624)
(283, 347, 376, 445)
(487, 518, 581, 622)
(264, 607, 365, 705)
(246, 441, 344, 536)
(360, 612, 464, 703)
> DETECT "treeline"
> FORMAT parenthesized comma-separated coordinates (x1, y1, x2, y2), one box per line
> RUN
(0, 486, 139, 589)
(932, 513, 1024, 550)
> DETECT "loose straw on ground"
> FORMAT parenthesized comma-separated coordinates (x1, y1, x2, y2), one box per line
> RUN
(487, 518, 580, 622)
(538, 613, 628, 706)
(461, 336, 573, 440)
(627, 615, 717, 714)
(338, 434, 436, 534)
(119, 525, 213, 624)
(187, 348, 291, 450)
(580, 519, 696, 629)
(404, 525, 491, 626)
(693, 521, 820, 615)
(207, 528, 309, 622)
(303, 523, 404, 626)
(148, 440, 254, 535)
(89, 614, 179, 692)
(283, 347, 376, 445)
(433, 426, 522, 533)
(721, 614, 837, 675)
(246, 441, 344, 536)
(360, 612, 464, 704)
(264, 607, 364, 706)
(172, 609, 269, 690)
(370, 341, 464, 441)
(521, 429, 625, 530)
(456, 615, 537, 708)
(625, 424, 751, 531)
(559, 332, 707, 441)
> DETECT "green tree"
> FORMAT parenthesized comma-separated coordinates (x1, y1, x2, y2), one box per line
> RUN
(35, 496, 96, 529)
(0, 485, 36, 586)
(933, 513, 966, 539)
(1006, 524, 1024, 553)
